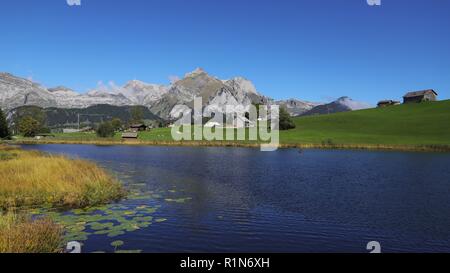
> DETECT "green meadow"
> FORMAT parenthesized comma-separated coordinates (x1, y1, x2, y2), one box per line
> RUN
(283, 100, 450, 146)
(11, 100, 450, 150)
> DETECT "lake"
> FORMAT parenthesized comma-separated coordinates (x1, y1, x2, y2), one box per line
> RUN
(22, 145, 450, 253)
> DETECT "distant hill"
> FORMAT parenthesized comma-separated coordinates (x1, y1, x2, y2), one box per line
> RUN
(275, 99, 320, 116)
(7, 104, 163, 132)
(281, 100, 450, 146)
(300, 97, 372, 116)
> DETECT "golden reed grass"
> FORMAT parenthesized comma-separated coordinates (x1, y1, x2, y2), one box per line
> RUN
(11, 139, 450, 152)
(0, 211, 63, 253)
(0, 145, 125, 253)
(0, 145, 125, 209)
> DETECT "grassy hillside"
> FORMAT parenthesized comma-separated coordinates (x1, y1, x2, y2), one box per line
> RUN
(282, 100, 450, 146)
(10, 100, 450, 150)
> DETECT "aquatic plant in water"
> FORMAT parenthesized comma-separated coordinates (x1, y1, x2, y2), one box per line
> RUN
(27, 188, 193, 253)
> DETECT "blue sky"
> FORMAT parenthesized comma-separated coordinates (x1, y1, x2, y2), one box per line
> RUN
(1, 0, 449, 104)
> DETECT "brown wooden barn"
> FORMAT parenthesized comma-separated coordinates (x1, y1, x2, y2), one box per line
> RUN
(403, 89, 438, 104)
(129, 124, 147, 132)
(377, 100, 400, 108)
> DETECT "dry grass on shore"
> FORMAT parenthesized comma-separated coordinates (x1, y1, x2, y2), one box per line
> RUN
(10, 138, 450, 152)
(0, 145, 125, 210)
(0, 211, 63, 253)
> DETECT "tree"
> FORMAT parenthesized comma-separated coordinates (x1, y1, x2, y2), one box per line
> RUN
(96, 122, 115, 138)
(131, 106, 144, 124)
(279, 107, 296, 130)
(19, 116, 41, 137)
(111, 118, 123, 131)
(9, 106, 47, 135)
(0, 108, 10, 139)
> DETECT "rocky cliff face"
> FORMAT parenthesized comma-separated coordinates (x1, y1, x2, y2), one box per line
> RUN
(0, 73, 168, 111)
(0, 73, 57, 110)
(149, 68, 270, 120)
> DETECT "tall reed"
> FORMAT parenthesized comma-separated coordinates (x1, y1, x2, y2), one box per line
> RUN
(0, 145, 125, 209)
(0, 211, 63, 253)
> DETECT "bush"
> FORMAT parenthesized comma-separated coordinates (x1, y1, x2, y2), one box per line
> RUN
(18, 116, 41, 137)
(96, 122, 115, 138)
(279, 107, 296, 130)
(111, 118, 123, 131)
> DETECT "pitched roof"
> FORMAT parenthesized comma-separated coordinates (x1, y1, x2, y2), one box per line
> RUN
(378, 100, 400, 104)
(403, 89, 438, 98)
(130, 124, 147, 128)
(122, 132, 138, 138)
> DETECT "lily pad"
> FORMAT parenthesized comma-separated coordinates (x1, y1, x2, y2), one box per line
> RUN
(111, 240, 124, 248)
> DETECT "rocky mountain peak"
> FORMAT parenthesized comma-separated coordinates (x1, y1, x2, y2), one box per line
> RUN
(0, 72, 36, 88)
(184, 67, 207, 78)
(48, 86, 74, 92)
(124, 80, 149, 90)
(226, 77, 258, 95)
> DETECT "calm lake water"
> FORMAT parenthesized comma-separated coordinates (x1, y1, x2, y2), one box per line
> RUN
(22, 145, 450, 253)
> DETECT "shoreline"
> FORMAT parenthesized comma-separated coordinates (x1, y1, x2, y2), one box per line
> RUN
(0, 145, 126, 253)
(7, 139, 450, 153)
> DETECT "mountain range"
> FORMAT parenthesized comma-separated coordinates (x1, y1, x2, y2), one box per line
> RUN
(0, 69, 372, 122)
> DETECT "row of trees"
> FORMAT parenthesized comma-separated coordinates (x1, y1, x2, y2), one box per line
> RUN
(1, 107, 144, 139)
(95, 106, 155, 138)
(94, 106, 296, 138)
(1, 105, 147, 139)
(1, 107, 52, 138)
(1, 104, 295, 140)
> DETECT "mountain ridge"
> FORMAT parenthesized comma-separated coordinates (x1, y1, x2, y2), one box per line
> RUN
(0, 69, 371, 120)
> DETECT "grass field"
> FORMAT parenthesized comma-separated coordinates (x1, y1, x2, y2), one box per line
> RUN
(283, 100, 450, 146)
(0, 145, 125, 210)
(9, 100, 450, 151)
